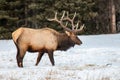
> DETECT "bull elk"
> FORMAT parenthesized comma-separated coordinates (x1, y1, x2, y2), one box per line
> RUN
(12, 11, 84, 67)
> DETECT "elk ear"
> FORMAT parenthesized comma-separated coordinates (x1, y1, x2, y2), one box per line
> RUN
(65, 31, 71, 36)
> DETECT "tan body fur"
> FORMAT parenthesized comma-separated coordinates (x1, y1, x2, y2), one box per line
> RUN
(12, 27, 58, 51)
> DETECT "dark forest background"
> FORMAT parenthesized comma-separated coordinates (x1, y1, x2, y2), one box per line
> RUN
(0, 0, 120, 39)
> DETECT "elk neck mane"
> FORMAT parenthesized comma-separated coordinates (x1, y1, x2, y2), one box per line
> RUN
(56, 33, 75, 51)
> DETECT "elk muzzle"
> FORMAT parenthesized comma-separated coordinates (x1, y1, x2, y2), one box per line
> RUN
(75, 38, 82, 45)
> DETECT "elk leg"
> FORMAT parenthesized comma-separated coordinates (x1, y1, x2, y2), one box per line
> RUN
(48, 50, 55, 66)
(35, 52, 44, 66)
(16, 48, 26, 67)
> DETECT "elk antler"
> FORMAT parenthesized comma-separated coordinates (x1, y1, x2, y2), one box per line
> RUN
(63, 12, 84, 33)
(47, 11, 84, 33)
(47, 11, 72, 32)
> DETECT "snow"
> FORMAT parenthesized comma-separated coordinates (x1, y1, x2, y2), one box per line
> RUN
(0, 34, 120, 80)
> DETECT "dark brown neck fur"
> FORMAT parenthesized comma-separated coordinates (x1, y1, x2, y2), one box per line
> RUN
(56, 33, 75, 51)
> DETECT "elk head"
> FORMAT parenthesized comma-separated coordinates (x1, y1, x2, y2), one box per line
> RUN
(47, 11, 84, 45)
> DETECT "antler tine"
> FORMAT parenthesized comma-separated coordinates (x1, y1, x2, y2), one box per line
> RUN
(73, 24, 85, 33)
(60, 11, 66, 21)
(66, 11, 69, 18)
(65, 22, 68, 27)
(75, 20, 80, 30)
(55, 12, 57, 20)
(47, 12, 59, 23)
(72, 12, 76, 20)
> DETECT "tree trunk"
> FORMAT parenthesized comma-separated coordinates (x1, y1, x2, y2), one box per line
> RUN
(109, 0, 116, 33)
(24, 2, 28, 27)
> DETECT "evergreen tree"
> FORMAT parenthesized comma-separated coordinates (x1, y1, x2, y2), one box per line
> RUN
(0, 0, 21, 39)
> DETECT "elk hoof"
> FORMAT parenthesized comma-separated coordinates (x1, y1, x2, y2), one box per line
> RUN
(52, 64, 55, 66)
(18, 62, 23, 67)
(35, 63, 38, 66)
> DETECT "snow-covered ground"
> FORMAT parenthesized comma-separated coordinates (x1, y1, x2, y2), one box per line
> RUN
(0, 34, 120, 80)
